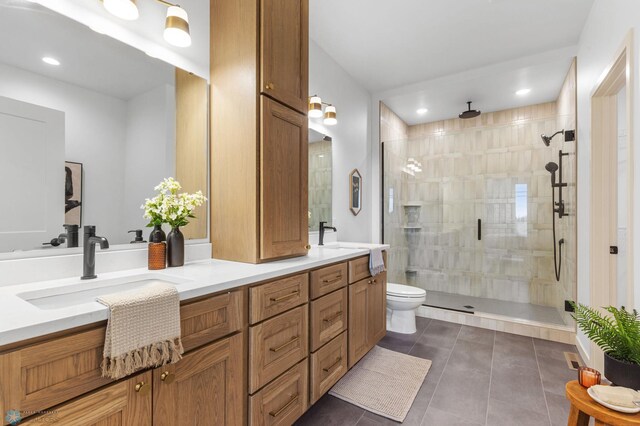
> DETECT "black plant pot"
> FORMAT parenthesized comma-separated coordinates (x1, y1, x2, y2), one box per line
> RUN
(604, 352, 640, 389)
(167, 227, 184, 267)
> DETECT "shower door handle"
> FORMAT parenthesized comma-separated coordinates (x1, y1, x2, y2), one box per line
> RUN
(477, 219, 481, 241)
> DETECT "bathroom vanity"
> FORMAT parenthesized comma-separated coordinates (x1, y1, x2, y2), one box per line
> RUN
(0, 245, 387, 425)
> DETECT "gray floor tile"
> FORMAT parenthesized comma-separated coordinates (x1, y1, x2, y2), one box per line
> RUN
(428, 367, 491, 424)
(536, 354, 579, 396)
(493, 332, 538, 370)
(490, 363, 548, 414)
(486, 397, 551, 426)
(446, 339, 494, 373)
(533, 338, 579, 362)
(408, 342, 453, 380)
(415, 316, 432, 333)
(421, 406, 484, 426)
(418, 320, 461, 350)
(295, 395, 365, 426)
(544, 390, 572, 426)
(356, 416, 383, 426)
(378, 330, 424, 354)
(458, 325, 496, 345)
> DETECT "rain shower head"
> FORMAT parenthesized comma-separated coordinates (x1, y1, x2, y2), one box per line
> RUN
(459, 101, 481, 119)
(541, 130, 565, 146)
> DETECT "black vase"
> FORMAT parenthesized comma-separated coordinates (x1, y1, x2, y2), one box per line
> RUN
(604, 352, 640, 389)
(167, 227, 184, 267)
(149, 224, 166, 243)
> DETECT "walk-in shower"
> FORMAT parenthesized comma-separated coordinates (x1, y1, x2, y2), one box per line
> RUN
(382, 100, 577, 328)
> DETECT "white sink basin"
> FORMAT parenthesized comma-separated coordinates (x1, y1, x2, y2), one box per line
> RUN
(320, 242, 375, 250)
(17, 274, 191, 310)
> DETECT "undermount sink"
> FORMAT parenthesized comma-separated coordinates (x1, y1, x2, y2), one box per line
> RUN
(320, 242, 374, 250)
(17, 274, 191, 310)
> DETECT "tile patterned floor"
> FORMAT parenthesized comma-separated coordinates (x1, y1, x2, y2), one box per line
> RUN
(295, 317, 581, 426)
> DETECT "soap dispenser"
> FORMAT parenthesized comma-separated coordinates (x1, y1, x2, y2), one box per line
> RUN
(128, 229, 146, 244)
(148, 227, 166, 270)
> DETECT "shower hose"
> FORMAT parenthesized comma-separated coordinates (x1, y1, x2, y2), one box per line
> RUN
(551, 188, 564, 282)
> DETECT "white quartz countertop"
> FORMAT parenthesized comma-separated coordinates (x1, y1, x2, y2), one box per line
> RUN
(0, 243, 388, 346)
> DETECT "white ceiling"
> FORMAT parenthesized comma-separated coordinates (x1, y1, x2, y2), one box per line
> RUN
(0, 0, 174, 100)
(310, 0, 594, 93)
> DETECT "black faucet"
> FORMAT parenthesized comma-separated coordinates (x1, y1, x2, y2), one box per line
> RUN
(319, 221, 337, 246)
(81, 226, 109, 280)
(42, 224, 79, 248)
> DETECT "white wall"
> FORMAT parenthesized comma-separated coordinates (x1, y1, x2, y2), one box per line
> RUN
(309, 40, 372, 242)
(0, 63, 128, 241)
(575, 0, 640, 357)
(123, 85, 176, 235)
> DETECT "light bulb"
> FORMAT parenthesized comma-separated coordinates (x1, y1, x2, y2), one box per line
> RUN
(323, 105, 337, 125)
(308, 96, 323, 118)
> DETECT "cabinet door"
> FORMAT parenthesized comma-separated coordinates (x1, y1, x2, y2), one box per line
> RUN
(153, 334, 243, 426)
(260, 0, 308, 113)
(260, 96, 308, 261)
(22, 372, 152, 426)
(368, 272, 387, 346)
(348, 279, 369, 368)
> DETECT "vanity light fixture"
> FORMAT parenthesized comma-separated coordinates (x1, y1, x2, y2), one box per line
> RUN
(516, 88, 531, 96)
(416, 108, 428, 114)
(42, 56, 60, 66)
(323, 105, 337, 126)
(308, 95, 323, 118)
(101, 0, 192, 47)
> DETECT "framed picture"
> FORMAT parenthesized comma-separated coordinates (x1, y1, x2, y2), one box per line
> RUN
(349, 168, 362, 216)
(65, 161, 83, 226)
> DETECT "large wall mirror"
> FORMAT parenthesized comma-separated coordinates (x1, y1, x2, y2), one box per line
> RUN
(0, 1, 208, 256)
(308, 128, 332, 232)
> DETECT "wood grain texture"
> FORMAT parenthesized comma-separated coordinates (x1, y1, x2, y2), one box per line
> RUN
(22, 372, 152, 426)
(249, 306, 308, 393)
(348, 253, 387, 284)
(310, 287, 347, 352)
(566, 381, 640, 426)
(249, 358, 308, 426)
(210, 0, 260, 263)
(309, 262, 347, 300)
(176, 68, 208, 240)
(260, 96, 309, 261)
(153, 334, 244, 426)
(260, 0, 308, 113)
(348, 272, 387, 368)
(249, 273, 309, 324)
(310, 332, 347, 404)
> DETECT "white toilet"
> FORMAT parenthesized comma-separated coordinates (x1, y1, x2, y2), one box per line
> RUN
(386, 283, 427, 334)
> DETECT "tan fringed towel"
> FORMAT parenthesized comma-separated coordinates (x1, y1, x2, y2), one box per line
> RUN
(97, 282, 184, 380)
(591, 385, 640, 408)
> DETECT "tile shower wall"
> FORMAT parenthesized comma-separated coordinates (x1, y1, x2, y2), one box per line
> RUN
(383, 88, 577, 324)
(308, 140, 332, 231)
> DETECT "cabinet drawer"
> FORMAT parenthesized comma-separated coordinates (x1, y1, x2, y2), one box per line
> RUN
(310, 262, 347, 299)
(249, 306, 308, 393)
(310, 332, 347, 404)
(310, 287, 347, 352)
(348, 252, 387, 283)
(250, 273, 309, 324)
(249, 358, 308, 426)
(181, 289, 244, 352)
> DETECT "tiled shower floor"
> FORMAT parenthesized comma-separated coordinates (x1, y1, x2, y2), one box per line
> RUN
(295, 318, 581, 426)
(424, 291, 567, 326)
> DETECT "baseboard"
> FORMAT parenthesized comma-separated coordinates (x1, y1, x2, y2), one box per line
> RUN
(575, 335, 591, 366)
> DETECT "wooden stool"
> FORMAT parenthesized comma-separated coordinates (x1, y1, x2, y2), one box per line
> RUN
(566, 380, 640, 426)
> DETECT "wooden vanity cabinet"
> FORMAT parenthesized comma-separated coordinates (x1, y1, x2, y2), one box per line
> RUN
(348, 266, 387, 368)
(210, 0, 309, 264)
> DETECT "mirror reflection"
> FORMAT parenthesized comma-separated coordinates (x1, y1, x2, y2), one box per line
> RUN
(308, 128, 332, 232)
(0, 1, 208, 254)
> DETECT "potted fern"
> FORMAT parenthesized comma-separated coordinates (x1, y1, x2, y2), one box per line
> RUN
(572, 303, 640, 389)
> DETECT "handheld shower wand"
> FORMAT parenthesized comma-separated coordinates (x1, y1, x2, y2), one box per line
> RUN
(545, 161, 565, 282)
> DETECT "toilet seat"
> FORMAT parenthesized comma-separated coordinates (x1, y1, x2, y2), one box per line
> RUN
(386, 283, 426, 299)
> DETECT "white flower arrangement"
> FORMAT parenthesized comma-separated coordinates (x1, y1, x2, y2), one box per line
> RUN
(142, 177, 207, 229)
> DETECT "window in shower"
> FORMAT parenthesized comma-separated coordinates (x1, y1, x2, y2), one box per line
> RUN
(515, 183, 528, 237)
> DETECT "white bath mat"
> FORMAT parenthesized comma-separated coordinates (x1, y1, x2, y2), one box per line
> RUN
(329, 346, 431, 422)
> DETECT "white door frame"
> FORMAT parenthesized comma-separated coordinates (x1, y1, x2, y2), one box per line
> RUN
(589, 30, 635, 371)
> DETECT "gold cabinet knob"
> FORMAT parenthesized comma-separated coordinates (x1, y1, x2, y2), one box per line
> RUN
(160, 371, 175, 384)
(305, 244, 311, 250)
(135, 381, 151, 395)
(265, 82, 274, 90)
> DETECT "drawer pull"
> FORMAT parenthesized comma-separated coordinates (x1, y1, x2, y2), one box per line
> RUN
(368, 278, 377, 285)
(270, 336, 299, 353)
(265, 82, 275, 90)
(269, 394, 299, 417)
(134, 381, 151, 395)
(270, 291, 299, 303)
(322, 311, 343, 323)
(322, 357, 343, 373)
(322, 275, 343, 284)
(160, 371, 175, 384)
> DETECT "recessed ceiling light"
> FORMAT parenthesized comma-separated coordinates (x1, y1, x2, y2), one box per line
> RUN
(516, 88, 531, 96)
(42, 57, 60, 66)
(416, 108, 428, 114)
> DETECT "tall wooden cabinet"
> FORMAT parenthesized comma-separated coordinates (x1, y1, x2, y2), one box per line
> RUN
(211, 0, 309, 263)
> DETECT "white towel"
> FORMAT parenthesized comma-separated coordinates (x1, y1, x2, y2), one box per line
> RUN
(591, 385, 640, 409)
(97, 282, 184, 380)
(369, 248, 386, 276)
